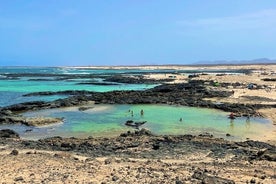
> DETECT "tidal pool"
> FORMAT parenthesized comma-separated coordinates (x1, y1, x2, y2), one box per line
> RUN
(2, 105, 275, 141)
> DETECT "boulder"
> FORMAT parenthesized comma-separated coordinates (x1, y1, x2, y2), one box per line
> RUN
(23, 117, 64, 126)
(0, 129, 20, 138)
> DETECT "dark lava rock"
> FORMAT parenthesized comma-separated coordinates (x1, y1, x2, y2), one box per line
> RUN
(120, 129, 153, 137)
(236, 140, 273, 149)
(262, 78, 276, 81)
(78, 106, 94, 111)
(3, 101, 47, 112)
(188, 74, 199, 78)
(23, 90, 92, 97)
(192, 169, 235, 184)
(125, 120, 147, 129)
(258, 149, 276, 161)
(105, 158, 113, 164)
(198, 132, 213, 138)
(60, 142, 76, 150)
(112, 175, 119, 181)
(10, 149, 19, 155)
(0, 129, 20, 138)
(104, 75, 173, 84)
(250, 178, 256, 183)
(135, 128, 153, 136)
(152, 143, 160, 150)
(175, 179, 184, 184)
(14, 176, 24, 181)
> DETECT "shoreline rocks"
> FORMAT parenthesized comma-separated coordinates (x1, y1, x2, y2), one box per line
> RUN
(23, 117, 64, 126)
(0, 128, 275, 162)
(6, 81, 263, 112)
(104, 75, 174, 84)
(0, 129, 20, 138)
(0, 80, 274, 127)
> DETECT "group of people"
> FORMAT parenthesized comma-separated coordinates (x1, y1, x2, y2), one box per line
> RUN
(229, 112, 251, 121)
(128, 109, 144, 117)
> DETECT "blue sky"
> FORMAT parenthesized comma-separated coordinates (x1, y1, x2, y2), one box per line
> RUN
(1, 0, 276, 66)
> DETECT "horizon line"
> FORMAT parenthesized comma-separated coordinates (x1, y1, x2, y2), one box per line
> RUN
(1, 62, 276, 68)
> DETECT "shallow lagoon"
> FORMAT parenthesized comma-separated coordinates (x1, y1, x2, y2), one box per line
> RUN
(0, 67, 245, 106)
(2, 104, 274, 141)
(0, 67, 274, 142)
(0, 78, 157, 106)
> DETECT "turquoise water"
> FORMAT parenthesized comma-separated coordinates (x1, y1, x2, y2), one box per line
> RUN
(0, 79, 156, 107)
(0, 67, 273, 141)
(0, 91, 67, 107)
(0, 79, 157, 93)
(0, 67, 161, 106)
(0, 77, 157, 107)
(2, 104, 272, 141)
(0, 67, 246, 106)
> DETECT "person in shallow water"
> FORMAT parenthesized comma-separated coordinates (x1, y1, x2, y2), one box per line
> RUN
(140, 109, 144, 116)
(179, 118, 183, 122)
(229, 112, 235, 119)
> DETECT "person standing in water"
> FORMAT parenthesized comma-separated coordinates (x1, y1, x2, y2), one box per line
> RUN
(229, 112, 235, 119)
(140, 109, 144, 116)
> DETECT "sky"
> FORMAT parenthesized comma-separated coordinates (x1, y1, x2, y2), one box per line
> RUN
(1, 0, 276, 66)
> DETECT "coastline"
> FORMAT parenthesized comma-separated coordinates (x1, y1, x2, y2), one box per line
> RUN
(0, 64, 276, 183)
(1, 64, 276, 141)
(64, 63, 276, 70)
(1, 129, 275, 183)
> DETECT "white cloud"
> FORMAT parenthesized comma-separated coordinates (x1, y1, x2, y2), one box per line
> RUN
(177, 9, 276, 31)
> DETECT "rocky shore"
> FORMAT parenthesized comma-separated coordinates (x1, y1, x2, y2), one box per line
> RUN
(0, 65, 275, 183)
(0, 129, 275, 183)
(1, 79, 273, 126)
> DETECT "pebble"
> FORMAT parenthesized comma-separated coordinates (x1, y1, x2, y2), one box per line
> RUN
(250, 178, 256, 183)
(14, 176, 24, 181)
(104, 158, 112, 164)
(175, 180, 183, 184)
(112, 176, 119, 181)
(10, 149, 19, 155)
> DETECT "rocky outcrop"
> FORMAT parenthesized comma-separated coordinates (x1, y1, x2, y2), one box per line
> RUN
(0, 109, 26, 124)
(104, 75, 174, 84)
(262, 78, 276, 81)
(2, 101, 48, 112)
(1, 80, 274, 124)
(0, 129, 20, 138)
(124, 120, 147, 129)
(23, 117, 64, 126)
(23, 90, 92, 97)
(0, 129, 275, 162)
(192, 169, 235, 184)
